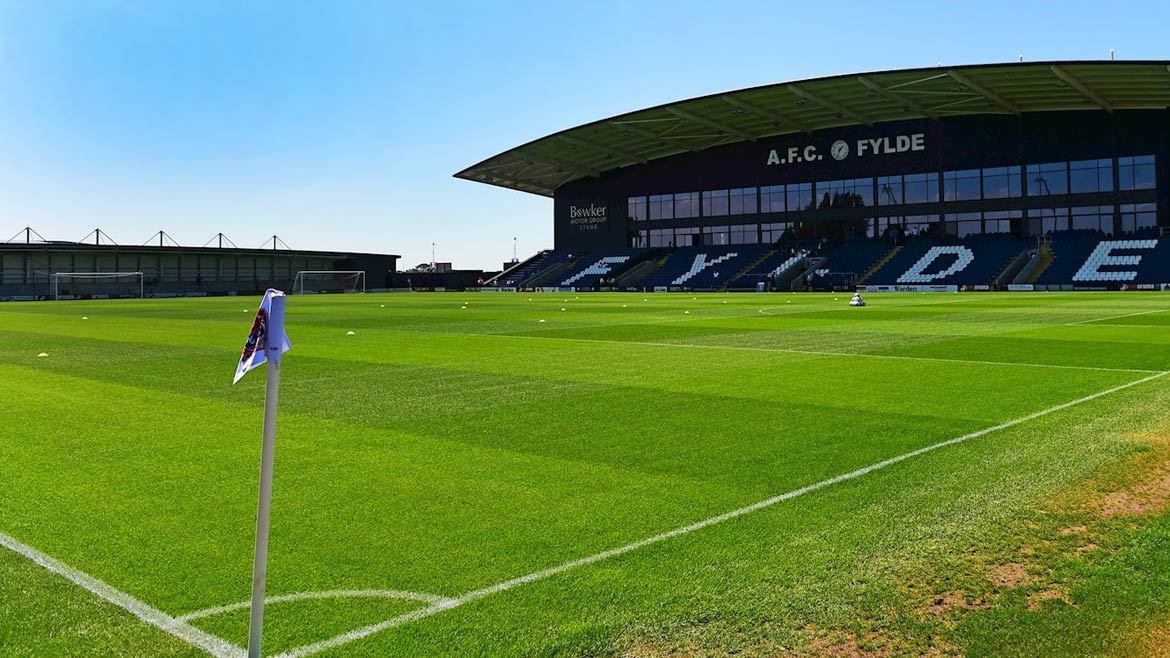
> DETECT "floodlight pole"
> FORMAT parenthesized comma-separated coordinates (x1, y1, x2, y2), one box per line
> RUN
(246, 293, 286, 658)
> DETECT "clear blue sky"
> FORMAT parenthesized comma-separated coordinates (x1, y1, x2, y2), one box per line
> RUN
(1, 1, 1167, 270)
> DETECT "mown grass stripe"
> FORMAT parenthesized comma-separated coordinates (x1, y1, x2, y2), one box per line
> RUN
(273, 370, 1169, 658)
(0, 531, 243, 658)
(471, 332, 1162, 374)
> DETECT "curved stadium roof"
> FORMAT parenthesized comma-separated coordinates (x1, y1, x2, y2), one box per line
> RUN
(455, 61, 1170, 197)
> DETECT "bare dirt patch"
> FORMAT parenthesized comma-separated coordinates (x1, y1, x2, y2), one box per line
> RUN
(1125, 619, 1170, 658)
(1026, 588, 1071, 611)
(986, 562, 1035, 589)
(802, 628, 960, 658)
(919, 590, 988, 617)
(1092, 461, 1170, 518)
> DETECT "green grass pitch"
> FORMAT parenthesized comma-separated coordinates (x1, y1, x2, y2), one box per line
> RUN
(3, 291, 1170, 657)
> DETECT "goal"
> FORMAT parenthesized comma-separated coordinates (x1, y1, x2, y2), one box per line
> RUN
(292, 270, 366, 294)
(52, 272, 144, 300)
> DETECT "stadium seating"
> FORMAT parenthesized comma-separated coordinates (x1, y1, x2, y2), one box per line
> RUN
(491, 251, 571, 287)
(867, 234, 1031, 286)
(1132, 235, 1170, 283)
(1036, 230, 1106, 285)
(864, 237, 937, 284)
(557, 249, 645, 287)
(635, 245, 771, 289)
(1072, 238, 1158, 282)
(819, 240, 892, 282)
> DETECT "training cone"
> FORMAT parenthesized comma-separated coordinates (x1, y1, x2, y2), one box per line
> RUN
(36, 352, 48, 358)
(346, 330, 356, 335)
(81, 316, 88, 320)
(538, 319, 546, 323)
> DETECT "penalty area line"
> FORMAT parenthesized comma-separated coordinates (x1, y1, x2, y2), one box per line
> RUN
(0, 532, 244, 658)
(275, 369, 1169, 658)
(1065, 308, 1168, 326)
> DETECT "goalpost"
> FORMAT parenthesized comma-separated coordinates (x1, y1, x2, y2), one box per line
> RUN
(292, 270, 366, 294)
(52, 272, 144, 300)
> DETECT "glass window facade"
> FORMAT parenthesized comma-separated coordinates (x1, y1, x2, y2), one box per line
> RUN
(729, 187, 757, 215)
(1069, 159, 1113, 194)
(943, 169, 981, 201)
(617, 155, 1155, 241)
(628, 196, 647, 222)
(981, 166, 1022, 199)
(730, 224, 758, 244)
(818, 178, 873, 208)
(702, 189, 729, 217)
(1119, 155, 1156, 190)
(1121, 203, 1157, 232)
(649, 194, 673, 220)
(1027, 162, 1069, 196)
(674, 192, 699, 218)
(703, 225, 730, 246)
(983, 210, 1021, 233)
(879, 173, 939, 205)
(760, 185, 784, 214)
(761, 222, 790, 242)
(786, 183, 813, 212)
(1071, 205, 1114, 232)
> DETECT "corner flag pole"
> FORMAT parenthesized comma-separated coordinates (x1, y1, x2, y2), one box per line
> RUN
(247, 292, 286, 658)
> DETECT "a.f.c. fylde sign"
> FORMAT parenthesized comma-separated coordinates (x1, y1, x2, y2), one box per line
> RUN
(767, 133, 926, 166)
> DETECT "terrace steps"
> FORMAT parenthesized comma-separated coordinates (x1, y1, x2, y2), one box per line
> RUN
(721, 248, 777, 291)
(857, 245, 902, 284)
(1018, 243, 1054, 284)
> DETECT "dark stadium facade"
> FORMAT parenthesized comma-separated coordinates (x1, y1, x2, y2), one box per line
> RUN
(457, 61, 1168, 254)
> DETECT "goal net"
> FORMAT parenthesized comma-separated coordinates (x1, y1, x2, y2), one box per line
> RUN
(52, 272, 144, 300)
(292, 270, 366, 294)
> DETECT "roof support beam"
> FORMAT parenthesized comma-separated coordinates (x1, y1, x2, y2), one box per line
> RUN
(719, 94, 812, 133)
(787, 84, 873, 126)
(518, 152, 599, 179)
(664, 106, 756, 141)
(946, 70, 1019, 114)
(1050, 65, 1113, 113)
(856, 75, 939, 119)
(612, 121, 702, 152)
(555, 134, 647, 164)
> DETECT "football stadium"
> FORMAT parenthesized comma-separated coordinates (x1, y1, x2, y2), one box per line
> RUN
(465, 61, 1169, 295)
(5, 60, 1170, 658)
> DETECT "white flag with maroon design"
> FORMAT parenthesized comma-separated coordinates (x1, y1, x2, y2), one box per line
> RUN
(233, 289, 292, 384)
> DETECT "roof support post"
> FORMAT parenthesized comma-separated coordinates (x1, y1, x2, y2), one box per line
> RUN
(555, 134, 647, 164)
(719, 94, 812, 133)
(1050, 65, 1113, 113)
(787, 84, 873, 126)
(946, 70, 1020, 114)
(855, 76, 939, 119)
(664, 106, 756, 141)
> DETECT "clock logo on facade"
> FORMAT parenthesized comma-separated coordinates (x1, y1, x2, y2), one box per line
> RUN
(830, 140, 850, 161)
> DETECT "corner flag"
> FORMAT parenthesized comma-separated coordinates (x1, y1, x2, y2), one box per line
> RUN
(233, 289, 292, 384)
(232, 289, 291, 658)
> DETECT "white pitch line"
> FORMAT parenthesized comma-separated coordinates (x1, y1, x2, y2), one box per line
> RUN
(177, 589, 457, 621)
(1064, 307, 1167, 326)
(275, 370, 1169, 658)
(0, 532, 243, 658)
(473, 332, 1161, 374)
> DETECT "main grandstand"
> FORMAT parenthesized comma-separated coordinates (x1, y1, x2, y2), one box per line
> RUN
(459, 61, 1169, 292)
(0, 230, 399, 300)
